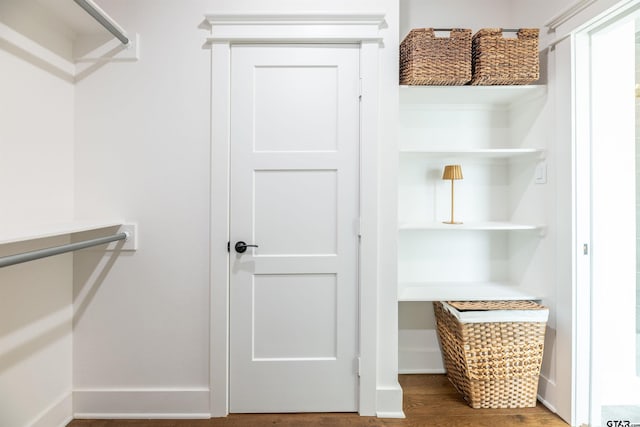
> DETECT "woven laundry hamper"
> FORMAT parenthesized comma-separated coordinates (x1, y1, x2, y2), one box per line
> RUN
(433, 300, 549, 408)
(470, 28, 540, 85)
(400, 28, 472, 85)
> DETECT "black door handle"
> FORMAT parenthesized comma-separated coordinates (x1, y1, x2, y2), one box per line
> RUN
(235, 241, 259, 254)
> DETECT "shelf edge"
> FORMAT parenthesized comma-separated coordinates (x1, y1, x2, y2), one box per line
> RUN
(0, 220, 125, 245)
(398, 281, 541, 302)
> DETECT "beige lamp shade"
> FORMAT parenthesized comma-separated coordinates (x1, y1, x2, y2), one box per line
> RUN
(442, 164, 463, 180)
(442, 164, 463, 224)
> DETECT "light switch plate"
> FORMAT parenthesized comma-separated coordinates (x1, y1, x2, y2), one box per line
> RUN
(535, 162, 547, 184)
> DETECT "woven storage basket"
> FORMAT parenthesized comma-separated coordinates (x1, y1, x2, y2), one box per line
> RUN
(470, 28, 539, 85)
(400, 28, 472, 86)
(433, 300, 548, 409)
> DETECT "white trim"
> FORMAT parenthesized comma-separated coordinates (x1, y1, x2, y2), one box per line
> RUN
(545, 0, 599, 30)
(205, 12, 386, 23)
(547, 34, 576, 425)
(572, 5, 640, 424)
(573, 27, 592, 427)
(73, 413, 211, 420)
(207, 12, 388, 418)
(358, 39, 382, 416)
(204, 12, 385, 44)
(72, 388, 210, 418)
(27, 392, 73, 427)
(538, 374, 559, 415)
(375, 385, 405, 419)
(209, 39, 231, 418)
(376, 412, 406, 418)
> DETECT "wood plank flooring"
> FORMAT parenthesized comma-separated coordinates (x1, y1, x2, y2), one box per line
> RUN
(67, 375, 568, 427)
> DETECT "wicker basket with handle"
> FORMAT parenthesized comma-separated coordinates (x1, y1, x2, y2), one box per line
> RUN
(470, 28, 539, 85)
(400, 28, 472, 86)
(434, 300, 548, 408)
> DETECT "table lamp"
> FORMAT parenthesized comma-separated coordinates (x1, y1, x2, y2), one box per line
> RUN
(442, 164, 463, 224)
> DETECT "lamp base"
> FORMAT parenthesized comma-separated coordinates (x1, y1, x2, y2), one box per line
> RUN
(442, 221, 463, 225)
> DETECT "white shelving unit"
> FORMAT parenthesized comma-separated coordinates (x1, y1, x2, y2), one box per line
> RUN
(399, 84, 546, 105)
(398, 281, 539, 302)
(400, 148, 545, 158)
(399, 221, 541, 231)
(398, 84, 547, 302)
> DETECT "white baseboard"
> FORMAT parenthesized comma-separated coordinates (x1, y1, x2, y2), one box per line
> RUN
(73, 387, 210, 419)
(28, 392, 73, 427)
(376, 411, 406, 418)
(376, 384, 405, 418)
(537, 374, 558, 414)
(398, 329, 445, 374)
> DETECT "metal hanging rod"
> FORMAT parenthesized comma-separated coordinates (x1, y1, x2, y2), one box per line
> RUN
(73, 0, 129, 45)
(0, 232, 129, 268)
(432, 28, 522, 32)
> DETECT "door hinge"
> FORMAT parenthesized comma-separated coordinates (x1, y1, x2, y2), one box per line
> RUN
(356, 357, 361, 376)
(227, 241, 230, 253)
(583, 243, 589, 255)
(359, 78, 362, 101)
(355, 218, 361, 238)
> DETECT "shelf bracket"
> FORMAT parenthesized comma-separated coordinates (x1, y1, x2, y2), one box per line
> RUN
(538, 149, 547, 160)
(537, 225, 548, 238)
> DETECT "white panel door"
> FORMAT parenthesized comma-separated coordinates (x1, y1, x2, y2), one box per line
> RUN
(229, 45, 360, 413)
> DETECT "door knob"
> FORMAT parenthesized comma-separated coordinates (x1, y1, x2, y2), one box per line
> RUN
(235, 241, 259, 254)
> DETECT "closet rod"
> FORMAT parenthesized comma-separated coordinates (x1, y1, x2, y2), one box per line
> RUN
(0, 232, 129, 268)
(73, 0, 129, 45)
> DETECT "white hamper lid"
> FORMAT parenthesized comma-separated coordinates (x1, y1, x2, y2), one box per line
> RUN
(442, 300, 549, 323)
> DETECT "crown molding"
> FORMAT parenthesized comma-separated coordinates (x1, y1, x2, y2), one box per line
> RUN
(204, 11, 386, 44)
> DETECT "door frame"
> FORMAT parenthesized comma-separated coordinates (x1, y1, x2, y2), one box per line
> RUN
(205, 12, 386, 417)
(572, 1, 640, 424)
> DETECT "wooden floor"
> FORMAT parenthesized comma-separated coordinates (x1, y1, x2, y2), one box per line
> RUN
(67, 375, 568, 427)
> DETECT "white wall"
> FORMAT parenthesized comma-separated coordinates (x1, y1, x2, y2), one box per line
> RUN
(0, 2, 75, 425)
(400, 0, 512, 40)
(72, 0, 401, 417)
(72, 0, 212, 416)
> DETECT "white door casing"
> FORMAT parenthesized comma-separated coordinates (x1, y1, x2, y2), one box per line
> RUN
(229, 44, 360, 413)
(571, 1, 640, 425)
(207, 13, 388, 417)
(575, 6, 640, 424)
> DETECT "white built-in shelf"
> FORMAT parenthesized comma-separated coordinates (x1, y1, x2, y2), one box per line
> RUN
(0, 220, 124, 245)
(398, 281, 540, 302)
(397, 84, 548, 305)
(399, 148, 545, 159)
(398, 221, 542, 232)
(0, 2, 137, 80)
(399, 84, 546, 106)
